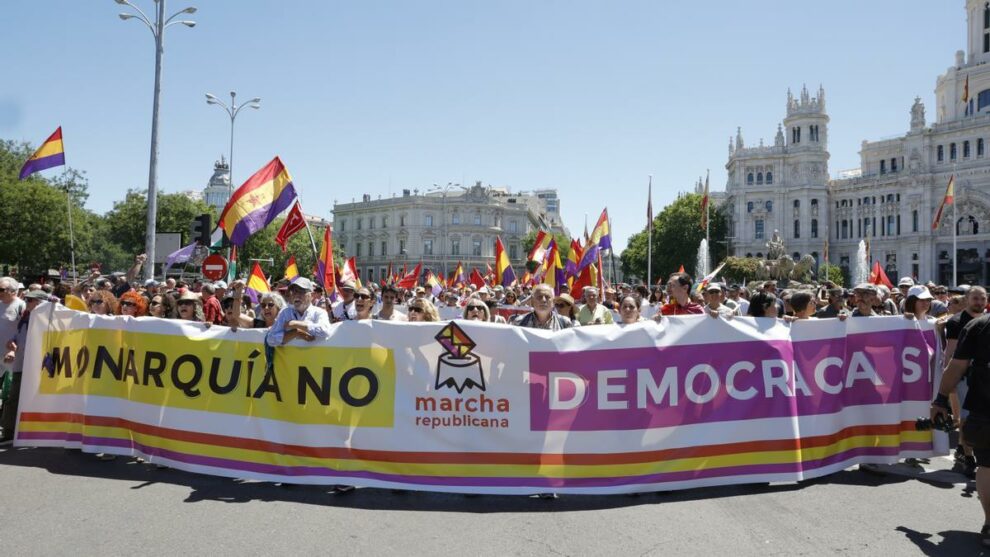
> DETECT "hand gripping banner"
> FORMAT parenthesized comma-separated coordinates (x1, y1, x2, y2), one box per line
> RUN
(15, 303, 944, 495)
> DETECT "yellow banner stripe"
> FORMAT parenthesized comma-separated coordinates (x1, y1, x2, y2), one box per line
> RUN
(20, 421, 930, 479)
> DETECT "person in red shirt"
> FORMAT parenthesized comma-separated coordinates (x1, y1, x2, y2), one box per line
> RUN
(659, 272, 704, 316)
(200, 282, 225, 325)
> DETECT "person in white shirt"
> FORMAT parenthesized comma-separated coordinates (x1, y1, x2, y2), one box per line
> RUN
(265, 278, 331, 346)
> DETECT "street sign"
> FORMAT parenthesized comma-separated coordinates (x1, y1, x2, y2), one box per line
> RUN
(202, 254, 228, 281)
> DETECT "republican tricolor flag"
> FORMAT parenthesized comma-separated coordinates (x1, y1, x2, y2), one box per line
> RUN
(19, 127, 65, 180)
(494, 237, 516, 287)
(931, 175, 955, 231)
(245, 262, 270, 304)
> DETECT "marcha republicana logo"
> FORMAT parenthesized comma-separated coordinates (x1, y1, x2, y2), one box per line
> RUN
(434, 321, 485, 393)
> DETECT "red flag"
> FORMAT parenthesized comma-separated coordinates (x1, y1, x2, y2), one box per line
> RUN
(469, 268, 486, 288)
(397, 263, 422, 289)
(869, 261, 894, 289)
(274, 202, 307, 251)
(678, 265, 685, 273)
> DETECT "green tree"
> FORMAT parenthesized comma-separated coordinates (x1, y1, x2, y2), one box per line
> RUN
(103, 189, 216, 256)
(0, 139, 100, 279)
(620, 193, 728, 282)
(821, 263, 845, 287)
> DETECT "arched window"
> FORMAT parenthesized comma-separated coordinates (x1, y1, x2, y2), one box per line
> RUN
(793, 199, 800, 209)
(793, 220, 800, 239)
(756, 252, 764, 259)
(757, 172, 764, 185)
(746, 253, 753, 258)
(951, 143, 958, 160)
(811, 198, 819, 207)
(965, 140, 971, 158)
(938, 145, 944, 162)
(747, 173, 754, 184)
(792, 252, 801, 261)
(811, 219, 819, 238)
(765, 200, 773, 212)
(979, 138, 985, 157)
(841, 220, 848, 239)
(766, 172, 773, 184)
(747, 201, 754, 213)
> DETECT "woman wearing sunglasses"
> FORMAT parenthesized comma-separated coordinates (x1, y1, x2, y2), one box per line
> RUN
(176, 291, 205, 322)
(553, 294, 578, 322)
(354, 287, 375, 320)
(118, 291, 148, 317)
(407, 298, 439, 322)
(87, 290, 118, 316)
(148, 292, 176, 319)
(462, 299, 491, 321)
(254, 292, 285, 328)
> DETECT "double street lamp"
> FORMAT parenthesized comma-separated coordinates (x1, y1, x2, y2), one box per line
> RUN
(204, 91, 261, 192)
(116, 0, 196, 280)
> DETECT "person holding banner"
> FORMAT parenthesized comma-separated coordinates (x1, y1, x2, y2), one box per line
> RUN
(373, 285, 407, 321)
(265, 278, 330, 346)
(512, 284, 573, 331)
(0, 290, 49, 444)
(618, 295, 645, 324)
(658, 273, 704, 317)
(407, 298, 440, 322)
(462, 299, 491, 321)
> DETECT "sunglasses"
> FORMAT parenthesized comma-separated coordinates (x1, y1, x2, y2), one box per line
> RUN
(355, 294, 372, 300)
(467, 305, 485, 311)
(120, 301, 136, 308)
(408, 306, 425, 313)
(149, 301, 161, 307)
(178, 301, 196, 307)
(554, 302, 571, 309)
(89, 299, 104, 306)
(260, 302, 276, 309)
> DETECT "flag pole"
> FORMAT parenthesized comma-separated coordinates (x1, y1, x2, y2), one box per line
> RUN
(647, 175, 653, 288)
(953, 174, 958, 287)
(705, 169, 710, 276)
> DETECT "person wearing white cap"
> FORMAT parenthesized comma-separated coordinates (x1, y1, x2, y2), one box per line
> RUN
(903, 285, 936, 323)
(265, 277, 331, 347)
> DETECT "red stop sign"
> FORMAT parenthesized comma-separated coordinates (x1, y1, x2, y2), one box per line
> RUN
(202, 254, 228, 281)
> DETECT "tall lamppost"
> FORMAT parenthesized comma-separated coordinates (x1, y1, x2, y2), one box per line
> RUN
(116, 0, 196, 280)
(205, 91, 261, 194)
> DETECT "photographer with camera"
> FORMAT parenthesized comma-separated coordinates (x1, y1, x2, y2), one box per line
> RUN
(933, 311, 990, 548)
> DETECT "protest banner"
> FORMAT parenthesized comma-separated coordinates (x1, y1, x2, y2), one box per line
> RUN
(14, 303, 943, 495)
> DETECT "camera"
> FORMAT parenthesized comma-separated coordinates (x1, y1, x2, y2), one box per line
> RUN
(915, 413, 956, 432)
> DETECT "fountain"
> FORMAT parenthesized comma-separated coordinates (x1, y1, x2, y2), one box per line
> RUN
(696, 239, 709, 278)
(853, 240, 868, 285)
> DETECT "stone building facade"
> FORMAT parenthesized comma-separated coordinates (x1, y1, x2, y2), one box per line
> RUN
(725, 1, 990, 285)
(333, 182, 560, 285)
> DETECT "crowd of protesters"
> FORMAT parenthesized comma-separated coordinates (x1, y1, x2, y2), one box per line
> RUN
(0, 258, 983, 497)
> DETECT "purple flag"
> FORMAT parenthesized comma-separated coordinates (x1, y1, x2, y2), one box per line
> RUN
(163, 241, 198, 273)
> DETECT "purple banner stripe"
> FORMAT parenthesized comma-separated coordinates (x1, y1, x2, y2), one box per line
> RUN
(17, 431, 930, 488)
(229, 183, 297, 246)
(19, 152, 65, 180)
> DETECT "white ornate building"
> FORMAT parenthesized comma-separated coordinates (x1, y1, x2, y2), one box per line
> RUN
(333, 182, 563, 285)
(201, 157, 232, 213)
(725, 0, 990, 285)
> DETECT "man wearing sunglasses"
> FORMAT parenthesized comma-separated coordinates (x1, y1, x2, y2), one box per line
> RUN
(265, 277, 331, 347)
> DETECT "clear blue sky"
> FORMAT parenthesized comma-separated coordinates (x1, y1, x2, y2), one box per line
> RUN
(0, 1, 964, 252)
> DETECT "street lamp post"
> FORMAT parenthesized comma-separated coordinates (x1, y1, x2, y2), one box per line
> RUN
(205, 91, 261, 193)
(116, 0, 196, 280)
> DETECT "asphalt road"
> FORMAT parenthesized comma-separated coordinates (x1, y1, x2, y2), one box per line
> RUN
(0, 446, 985, 556)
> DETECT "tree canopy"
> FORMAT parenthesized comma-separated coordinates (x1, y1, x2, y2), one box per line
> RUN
(620, 193, 728, 283)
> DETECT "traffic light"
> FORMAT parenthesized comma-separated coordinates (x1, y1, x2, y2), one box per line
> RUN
(190, 214, 211, 245)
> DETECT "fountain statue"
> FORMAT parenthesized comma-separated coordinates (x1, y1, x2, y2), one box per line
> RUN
(853, 240, 868, 285)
